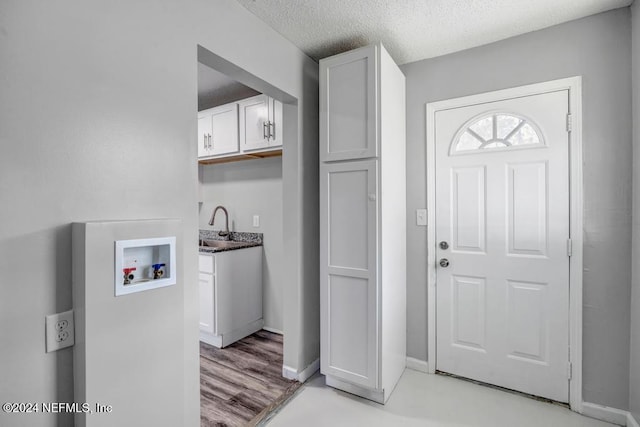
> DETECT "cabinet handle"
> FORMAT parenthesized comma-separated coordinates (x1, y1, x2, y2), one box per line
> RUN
(203, 134, 207, 150)
(269, 121, 275, 141)
(263, 121, 269, 140)
(208, 133, 212, 149)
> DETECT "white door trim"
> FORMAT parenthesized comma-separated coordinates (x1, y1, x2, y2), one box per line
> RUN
(425, 76, 583, 412)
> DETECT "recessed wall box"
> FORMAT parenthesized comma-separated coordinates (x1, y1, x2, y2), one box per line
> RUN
(114, 236, 177, 296)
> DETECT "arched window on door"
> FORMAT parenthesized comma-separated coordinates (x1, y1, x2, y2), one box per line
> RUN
(452, 113, 544, 154)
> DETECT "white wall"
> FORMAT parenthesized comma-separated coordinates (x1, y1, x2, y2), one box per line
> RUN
(630, 2, 640, 423)
(199, 157, 284, 331)
(401, 8, 632, 409)
(0, 1, 318, 426)
(73, 220, 185, 427)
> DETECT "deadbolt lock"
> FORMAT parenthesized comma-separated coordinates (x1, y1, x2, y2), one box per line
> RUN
(439, 241, 449, 250)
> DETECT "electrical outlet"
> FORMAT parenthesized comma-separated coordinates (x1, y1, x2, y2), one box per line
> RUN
(46, 310, 75, 353)
(55, 319, 68, 332)
(56, 331, 69, 342)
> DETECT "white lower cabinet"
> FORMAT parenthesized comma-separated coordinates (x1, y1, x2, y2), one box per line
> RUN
(198, 247, 263, 348)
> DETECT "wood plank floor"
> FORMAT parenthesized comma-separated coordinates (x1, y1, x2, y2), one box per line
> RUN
(200, 330, 301, 427)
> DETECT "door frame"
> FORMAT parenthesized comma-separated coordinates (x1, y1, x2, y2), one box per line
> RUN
(425, 77, 583, 412)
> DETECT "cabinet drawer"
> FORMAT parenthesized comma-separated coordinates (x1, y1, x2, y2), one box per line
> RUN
(199, 254, 215, 274)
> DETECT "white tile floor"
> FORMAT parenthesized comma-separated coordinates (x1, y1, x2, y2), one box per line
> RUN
(267, 370, 616, 427)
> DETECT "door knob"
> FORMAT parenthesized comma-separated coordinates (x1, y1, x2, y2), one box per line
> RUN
(439, 258, 450, 268)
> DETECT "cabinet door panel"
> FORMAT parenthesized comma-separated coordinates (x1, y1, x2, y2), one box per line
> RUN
(210, 104, 239, 156)
(320, 159, 378, 388)
(320, 45, 377, 162)
(199, 273, 215, 334)
(239, 95, 270, 151)
(268, 97, 283, 148)
(215, 247, 262, 336)
(328, 275, 371, 378)
(197, 115, 212, 158)
(328, 169, 369, 269)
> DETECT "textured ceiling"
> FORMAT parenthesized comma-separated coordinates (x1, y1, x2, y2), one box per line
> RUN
(235, 0, 633, 64)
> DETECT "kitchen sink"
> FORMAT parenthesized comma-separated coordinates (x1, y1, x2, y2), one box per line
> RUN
(199, 239, 249, 249)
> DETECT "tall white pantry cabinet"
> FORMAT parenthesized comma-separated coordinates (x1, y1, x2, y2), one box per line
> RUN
(319, 43, 406, 404)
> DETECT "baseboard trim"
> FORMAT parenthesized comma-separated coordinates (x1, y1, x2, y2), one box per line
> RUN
(262, 326, 283, 335)
(582, 402, 629, 426)
(298, 358, 320, 383)
(282, 365, 297, 380)
(199, 332, 222, 348)
(406, 357, 429, 373)
(282, 358, 320, 383)
(628, 412, 640, 427)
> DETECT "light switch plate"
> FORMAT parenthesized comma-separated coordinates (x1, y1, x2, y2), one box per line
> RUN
(416, 209, 427, 226)
(253, 215, 260, 228)
(46, 309, 75, 352)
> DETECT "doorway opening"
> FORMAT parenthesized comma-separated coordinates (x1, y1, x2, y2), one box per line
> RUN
(196, 45, 300, 425)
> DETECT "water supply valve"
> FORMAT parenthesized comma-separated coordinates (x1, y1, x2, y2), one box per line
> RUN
(123, 267, 137, 285)
(152, 263, 166, 280)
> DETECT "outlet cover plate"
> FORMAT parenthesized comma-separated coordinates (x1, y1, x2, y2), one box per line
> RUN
(46, 309, 75, 352)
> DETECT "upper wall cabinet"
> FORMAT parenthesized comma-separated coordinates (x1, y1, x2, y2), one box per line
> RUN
(198, 103, 239, 158)
(198, 95, 283, 164)
(320, 44, 377, 162)
(239, 94, 283, 152)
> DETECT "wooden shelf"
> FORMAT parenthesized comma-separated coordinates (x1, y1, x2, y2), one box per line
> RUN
(198, 149, 282, 165)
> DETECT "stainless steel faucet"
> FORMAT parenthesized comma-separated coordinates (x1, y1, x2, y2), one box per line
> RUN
(209, 205, 230, 239)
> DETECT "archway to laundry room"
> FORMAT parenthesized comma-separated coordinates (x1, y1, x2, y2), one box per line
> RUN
(195, 45, 302, 426)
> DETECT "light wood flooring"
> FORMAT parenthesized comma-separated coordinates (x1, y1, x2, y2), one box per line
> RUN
(200, 330, 301, 427)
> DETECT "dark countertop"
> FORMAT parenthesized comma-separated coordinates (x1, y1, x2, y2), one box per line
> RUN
(198, 241, 262, 254)
(198, 230, 263, 254)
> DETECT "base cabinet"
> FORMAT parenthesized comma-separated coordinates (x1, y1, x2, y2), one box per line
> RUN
(320, 43, 406, 404)
(199, 247, 263, 347)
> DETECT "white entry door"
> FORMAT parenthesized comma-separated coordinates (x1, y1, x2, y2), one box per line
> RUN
(435, 90, 570, 402)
